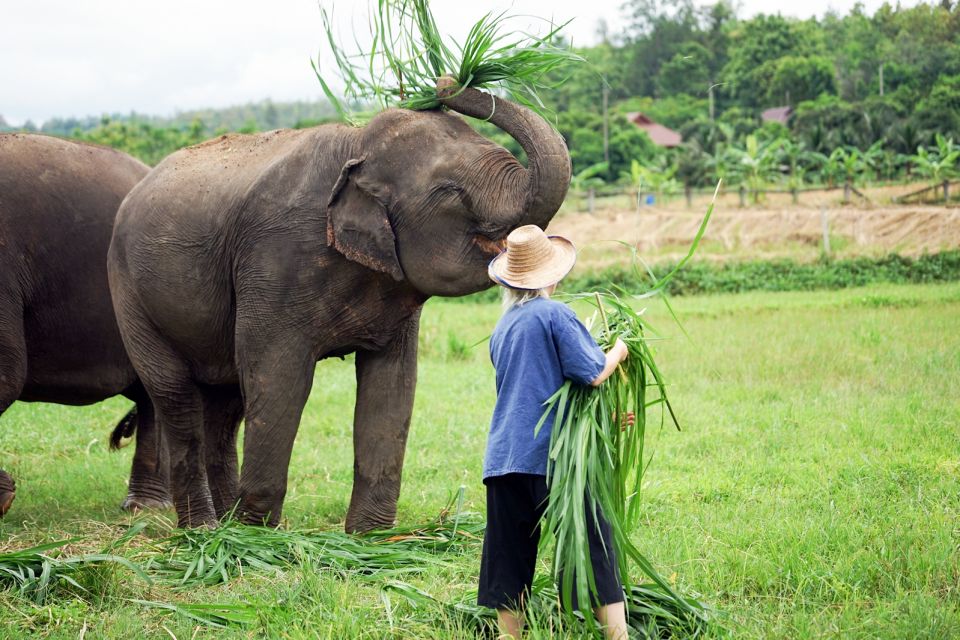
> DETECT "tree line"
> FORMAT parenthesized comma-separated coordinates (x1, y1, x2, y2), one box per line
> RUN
(2, 0, 957, 189)
(536, 0, 960, 192)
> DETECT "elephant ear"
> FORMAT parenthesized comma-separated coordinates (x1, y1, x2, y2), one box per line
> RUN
(326, 157, 404, 281)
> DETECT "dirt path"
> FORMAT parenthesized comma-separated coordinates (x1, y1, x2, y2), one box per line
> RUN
(549, 204, 960, 268)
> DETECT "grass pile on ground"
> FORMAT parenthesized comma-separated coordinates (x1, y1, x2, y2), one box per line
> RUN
(144, 490, 482, 588)
(313, 0, 583, 118)
(0, 535, 146, 602)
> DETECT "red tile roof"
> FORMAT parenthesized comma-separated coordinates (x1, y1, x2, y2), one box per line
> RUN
(761, 106, 793, 124)
(625, 112, 683, 147)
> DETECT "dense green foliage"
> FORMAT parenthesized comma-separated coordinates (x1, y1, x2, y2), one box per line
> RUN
(462, 250, 960, 303)
(582, 250, 960, 295)
(545, 0, 960, 187)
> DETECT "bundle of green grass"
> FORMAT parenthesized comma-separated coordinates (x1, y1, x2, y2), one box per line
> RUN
(313, 0, 582, 119)
(536, 199, 717, 632)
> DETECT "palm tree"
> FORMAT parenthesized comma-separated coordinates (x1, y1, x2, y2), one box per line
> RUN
(622, 157, 679, 210)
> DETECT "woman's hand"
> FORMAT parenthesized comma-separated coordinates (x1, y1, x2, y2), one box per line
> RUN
(612, 338, 629, 363)
(613, 411, 636, 431)
(591, 338, 629, 387)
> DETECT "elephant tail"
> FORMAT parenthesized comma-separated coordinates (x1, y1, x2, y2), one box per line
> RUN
(109, 406, 139, 450)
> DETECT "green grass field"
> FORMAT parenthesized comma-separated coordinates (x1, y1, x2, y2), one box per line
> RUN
(1, 282, 958, 639)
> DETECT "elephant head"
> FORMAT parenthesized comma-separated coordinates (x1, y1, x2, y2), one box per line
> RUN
(326, 76, 572, 297)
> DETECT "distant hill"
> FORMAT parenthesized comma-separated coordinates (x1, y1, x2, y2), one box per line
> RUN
(1, 99, 340, 136)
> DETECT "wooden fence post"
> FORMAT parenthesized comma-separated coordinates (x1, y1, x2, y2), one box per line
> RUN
(738, 185, 746, 207)
(587, 187, 595, 214)
(843, 182, 851, 205)
(820, 206, 831, 256)
(944, 180, 950, 203)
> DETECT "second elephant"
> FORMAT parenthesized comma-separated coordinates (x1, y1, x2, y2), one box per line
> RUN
(0, 134, 171, 516)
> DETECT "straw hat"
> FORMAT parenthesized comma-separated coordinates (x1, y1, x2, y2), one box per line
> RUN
(488, 225, 577, 290)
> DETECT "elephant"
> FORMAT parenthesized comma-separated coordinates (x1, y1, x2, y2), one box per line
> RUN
(108, 76, 571, 532)
(0, 133, 171, 516)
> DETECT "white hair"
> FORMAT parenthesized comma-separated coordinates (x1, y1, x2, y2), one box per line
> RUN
(501, 286, 550, 313)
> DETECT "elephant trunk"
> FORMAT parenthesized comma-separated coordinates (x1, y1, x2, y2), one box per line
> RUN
(436, 77, 571, 230)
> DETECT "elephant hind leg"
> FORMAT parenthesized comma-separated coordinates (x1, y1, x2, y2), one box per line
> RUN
(112, 292, 216, 527)
(143, 369, 214, 527)
(200, 384, 244, 520)
(0, 295, 26, 518)
(0, 470, 15, 517)
(0, 294, 27, 414)
(118, 386, 173, 512)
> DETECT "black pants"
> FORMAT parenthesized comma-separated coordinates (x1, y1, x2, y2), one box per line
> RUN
(477, 473, 624, 611)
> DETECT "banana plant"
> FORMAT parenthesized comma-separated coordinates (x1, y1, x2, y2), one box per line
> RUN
(731, 135, 779, 204)
(622, 157, 679, 208)
(860, 140, 887, 182)
(913, 134, 959, 183)
(913, 134, 959, 201)
(570, 162, 609, 213)
(775, 138, 819, 201)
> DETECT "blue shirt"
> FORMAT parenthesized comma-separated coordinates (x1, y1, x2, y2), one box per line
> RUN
(483, 297, 606, 479)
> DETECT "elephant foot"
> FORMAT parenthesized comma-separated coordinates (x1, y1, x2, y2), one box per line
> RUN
(345, 476, 399, 533)
(175, 511, 219, 529)
(0, 470, 15, 518)
(121, 481, 173, 512)
(235, 491, 282, 527)
(120, 493, 173, 512)
(345, 510, 396, 534)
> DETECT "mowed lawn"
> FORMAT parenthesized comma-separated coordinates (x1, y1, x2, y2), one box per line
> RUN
(1, 282, 958, 639)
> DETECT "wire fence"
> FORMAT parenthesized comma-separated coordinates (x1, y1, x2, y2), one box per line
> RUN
(568, 180, 958, 213)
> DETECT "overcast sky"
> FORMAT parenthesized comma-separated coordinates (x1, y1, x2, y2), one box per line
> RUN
(2, 0, 912, 125)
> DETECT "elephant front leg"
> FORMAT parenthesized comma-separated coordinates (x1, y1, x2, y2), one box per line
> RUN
(346, 310, 421, 533)
(235, 342, 315, 526)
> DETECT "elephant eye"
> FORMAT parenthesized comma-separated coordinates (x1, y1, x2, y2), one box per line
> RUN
(433, 181, 463, 196)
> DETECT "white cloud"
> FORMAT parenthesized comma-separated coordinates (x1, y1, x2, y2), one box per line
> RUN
(0, 0, 915, 125)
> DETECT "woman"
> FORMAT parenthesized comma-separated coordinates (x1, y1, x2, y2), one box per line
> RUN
(479, 225, 629, 640)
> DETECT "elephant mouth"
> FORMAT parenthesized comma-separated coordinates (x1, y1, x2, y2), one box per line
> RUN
(473, 234, 507, 259)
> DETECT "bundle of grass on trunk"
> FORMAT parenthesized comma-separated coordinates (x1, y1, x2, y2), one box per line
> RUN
(313, 0, 583, 120)
(535, 190, 718, 630)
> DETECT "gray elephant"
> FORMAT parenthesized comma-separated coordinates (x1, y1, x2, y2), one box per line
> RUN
(0, 133, 171, 516)
(108, 78, 571, 532)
